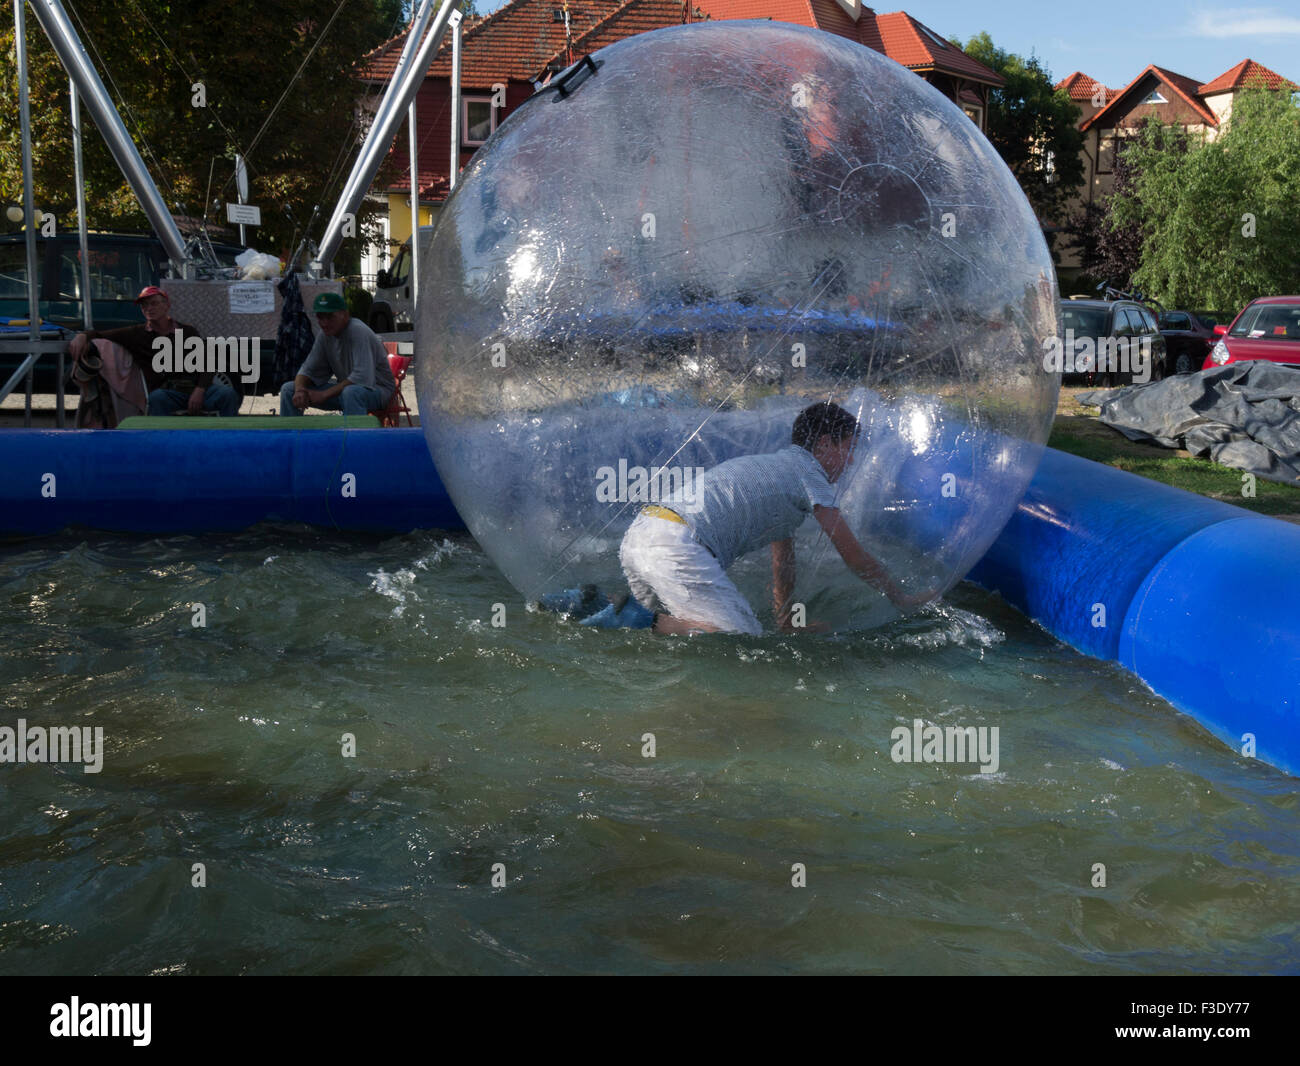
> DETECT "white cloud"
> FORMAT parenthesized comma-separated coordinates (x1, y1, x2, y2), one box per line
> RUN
(1190, 8, 1300, 36)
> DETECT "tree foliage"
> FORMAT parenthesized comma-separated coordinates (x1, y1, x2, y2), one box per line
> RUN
(1066, 120, 1190, 290)
(0, 0, 407, 268)
(1108, 89, 1300, 311)
(954, 31, 1085, 256)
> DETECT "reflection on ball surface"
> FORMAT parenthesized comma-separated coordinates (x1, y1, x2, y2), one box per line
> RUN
(416, 20, 1058, 632)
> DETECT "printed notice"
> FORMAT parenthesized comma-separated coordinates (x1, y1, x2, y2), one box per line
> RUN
(229, 282, 275, 314)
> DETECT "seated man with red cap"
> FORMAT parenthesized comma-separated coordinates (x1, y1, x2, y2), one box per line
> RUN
(280, 291, 394, 417)
(68, 286, 241, 418)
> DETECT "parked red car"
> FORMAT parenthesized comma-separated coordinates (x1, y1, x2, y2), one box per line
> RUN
(1205, 296, 1300, 369)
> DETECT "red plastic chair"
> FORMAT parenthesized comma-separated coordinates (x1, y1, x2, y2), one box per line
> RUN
(379, 345, 413, 427)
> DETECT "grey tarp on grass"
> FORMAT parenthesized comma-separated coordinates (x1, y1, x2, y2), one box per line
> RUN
(1078, 362, 1300, 484)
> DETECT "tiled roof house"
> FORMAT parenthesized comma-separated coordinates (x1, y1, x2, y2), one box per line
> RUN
(1053, 58, 1295, 282)
(356, 0, 1003, 275)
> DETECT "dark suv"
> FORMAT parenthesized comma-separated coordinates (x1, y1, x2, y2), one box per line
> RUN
(1157, 310, 1218, 374)
(0, 232, 242, 391)
(1059, 298, 1168, 386)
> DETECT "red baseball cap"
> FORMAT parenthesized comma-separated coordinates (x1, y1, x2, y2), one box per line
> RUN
(134, 286, 166, 303)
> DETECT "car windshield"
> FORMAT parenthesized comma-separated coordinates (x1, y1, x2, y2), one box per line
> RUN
(1060, 305, 1107, 337)
(0, 243, 36, 300)
(1230, 304, 1300, 341)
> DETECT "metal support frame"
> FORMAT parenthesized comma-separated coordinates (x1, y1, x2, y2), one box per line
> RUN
(14, 0, 41, 426)
(408, 96, 419, 312)
(449, 15, 461, 193)
(315, 0, 460, 273)
(68, 77, 91, 428)
(28, 0, 189, 267)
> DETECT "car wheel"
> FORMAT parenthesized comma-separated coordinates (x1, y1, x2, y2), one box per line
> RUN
(1175, 353, 1192, 374)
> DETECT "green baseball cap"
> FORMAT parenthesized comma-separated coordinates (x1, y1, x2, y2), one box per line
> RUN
(312, 291, 348, 313)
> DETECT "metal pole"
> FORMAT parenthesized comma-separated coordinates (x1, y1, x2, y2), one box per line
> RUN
(354, 0, 437, 184)
(71, 76, 92, 428)
(449, 15, 461, 192)
(28, 0, 188, 266)
(408, 98, 419, 314)
(316, 0, 460, 272)
(17, 0, 40, 427)
(235, 153, 247, 247)
(315, 0, 437, 275)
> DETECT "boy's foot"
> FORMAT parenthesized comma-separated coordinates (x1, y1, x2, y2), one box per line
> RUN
(537, 584, 610, 616)
(579, 593, 655, 630)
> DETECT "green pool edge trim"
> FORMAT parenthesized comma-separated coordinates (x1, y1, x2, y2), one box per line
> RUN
(118, 415, 382, 430)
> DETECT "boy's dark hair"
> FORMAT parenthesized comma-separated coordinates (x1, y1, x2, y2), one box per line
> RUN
(792, 401, 859, 450)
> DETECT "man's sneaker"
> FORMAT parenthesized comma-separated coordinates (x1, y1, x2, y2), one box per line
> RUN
(537, 584, 610, 616)
(579, 594, 655, 630)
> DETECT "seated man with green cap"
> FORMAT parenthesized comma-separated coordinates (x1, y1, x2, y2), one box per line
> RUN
(280, 291, 395, 417)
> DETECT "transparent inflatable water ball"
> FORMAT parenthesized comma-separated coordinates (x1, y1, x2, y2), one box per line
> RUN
(416, 20, 1059, 632)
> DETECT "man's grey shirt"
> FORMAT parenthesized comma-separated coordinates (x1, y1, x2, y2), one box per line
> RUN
(296, 317, 395, 401)
(664, 445, 838, 570)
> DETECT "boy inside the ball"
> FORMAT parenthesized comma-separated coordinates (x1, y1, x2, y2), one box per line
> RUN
(568, 401, 933, 634)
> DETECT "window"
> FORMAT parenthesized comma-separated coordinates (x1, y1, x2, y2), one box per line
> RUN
(83, 245, 156, 300)
(916, 22, 951, 52)
(1138, 308, 1159, 334)
(1143, 90, 1167, 104)
(0, 243, 34, 298)
(388, 245, 409, 287)
(57, 251, 81, 300)
(962, 104, 983, 127)
(552, 7, 565, 20)
(1230, 304, 1300, 340)
(1060, 305, 1107, 337)
(1098, 130, 1117, 173)
(1160, 312, 1190, 330)
(462, 97, 497, 147)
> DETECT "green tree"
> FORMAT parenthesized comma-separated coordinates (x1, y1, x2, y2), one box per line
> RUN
(1111, 89, 1300, 311)
(0, 0, 407, 268)
(954, 32, 1085, 258)
(1067, 120, 1190, 291)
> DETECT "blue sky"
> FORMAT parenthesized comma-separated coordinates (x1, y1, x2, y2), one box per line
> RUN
(480, 1, 1300, 90)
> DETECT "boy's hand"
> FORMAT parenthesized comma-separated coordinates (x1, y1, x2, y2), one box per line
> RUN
(890, 586, 940, 609)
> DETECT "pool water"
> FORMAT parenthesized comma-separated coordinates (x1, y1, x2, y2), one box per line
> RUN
(1, 527, 1296, 974)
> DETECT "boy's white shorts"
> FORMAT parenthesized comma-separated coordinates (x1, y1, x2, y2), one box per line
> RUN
(619, 511, 763, 636)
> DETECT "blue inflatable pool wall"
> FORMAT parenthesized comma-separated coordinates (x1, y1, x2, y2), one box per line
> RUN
(2, 427, 1297, 777)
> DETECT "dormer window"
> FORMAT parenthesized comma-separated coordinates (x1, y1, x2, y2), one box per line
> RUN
(552, 8, 565, 21)
(917, 23, 951, 51)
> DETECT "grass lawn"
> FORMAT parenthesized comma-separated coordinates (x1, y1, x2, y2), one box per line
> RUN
(1049, 387, 1300, 518)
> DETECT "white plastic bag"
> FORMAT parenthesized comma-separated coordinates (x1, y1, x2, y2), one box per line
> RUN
(235, 248, 282, 280)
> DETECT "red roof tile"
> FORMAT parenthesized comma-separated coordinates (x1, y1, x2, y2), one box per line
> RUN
(376, 0, 1000, 198)
(696, 0, 817, 27)
(874, 11, 1001, 84)
(1198, 58, 1297, 95)
(1055, 71, 1111, 102)
(361, 0, 647, 88)
(696, 1, 1000, 84)
(365, 0, 999, 89)
(539, 0, 687, 71)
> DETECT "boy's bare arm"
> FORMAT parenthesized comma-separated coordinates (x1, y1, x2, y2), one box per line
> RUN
(814, 505, 932, 607)
(771, 538, 796, 625)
